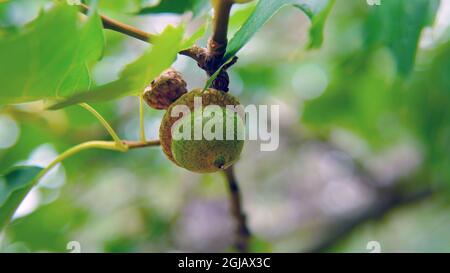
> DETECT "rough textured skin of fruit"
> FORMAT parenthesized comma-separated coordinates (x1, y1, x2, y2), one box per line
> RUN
(171, 108, 245, 173)
(143, 68, 187, 110)
(160, 88, 241, 169)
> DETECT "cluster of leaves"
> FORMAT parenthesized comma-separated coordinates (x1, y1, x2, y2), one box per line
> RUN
(302, 0, 449, 184)
(0, 0, 334, 108)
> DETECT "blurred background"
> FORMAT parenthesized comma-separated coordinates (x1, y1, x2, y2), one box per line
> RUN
(0, 0, 449, 252)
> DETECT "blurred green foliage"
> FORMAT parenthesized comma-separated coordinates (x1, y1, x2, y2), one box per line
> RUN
(0, 0, 449, 253)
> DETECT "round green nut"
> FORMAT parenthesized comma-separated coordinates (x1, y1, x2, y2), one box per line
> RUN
(159, 88, 245, 173)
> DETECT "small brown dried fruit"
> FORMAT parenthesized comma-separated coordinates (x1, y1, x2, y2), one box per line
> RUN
(143, 68, 188, 110)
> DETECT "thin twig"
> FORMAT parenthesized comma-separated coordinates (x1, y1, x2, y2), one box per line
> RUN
(79, 103, 126, 149)
(0, 138, 160, 230)
(123, 140, 161, 149)
(223, 166, 251, 252)
(307, 188, 434, 253)
(78, 3, 204, 62)
(179, 44, 207, 63)
(79, 3, 156, 42)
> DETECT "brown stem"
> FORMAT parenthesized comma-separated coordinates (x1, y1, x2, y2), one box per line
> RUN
(78, 3, 204, 62)
(123, 140, 161, 149)
(209, 0, 233, 58)
(223, 166, 251, 252)
(198, 0, 235, 91)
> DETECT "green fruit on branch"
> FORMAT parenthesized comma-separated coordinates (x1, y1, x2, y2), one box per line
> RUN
(160, 88, 245, 173)
(143, 68, 187, 110)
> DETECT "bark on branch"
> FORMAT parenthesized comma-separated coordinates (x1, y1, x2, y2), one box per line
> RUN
(223, 166, 251, 252)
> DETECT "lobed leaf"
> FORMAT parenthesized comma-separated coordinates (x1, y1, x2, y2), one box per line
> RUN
(0, 4, 104, 105)
(49, 24, 186, 109)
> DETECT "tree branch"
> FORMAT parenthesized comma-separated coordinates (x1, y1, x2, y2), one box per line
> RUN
(78, 3, 204, 62)
(186, 0, 233, 92)
(179, 45, 207, 63)
(223, 166, 251, 252)
(307, 187, 435, 253)
(79, 3, 156, 42)
(209, 0, 233, 58)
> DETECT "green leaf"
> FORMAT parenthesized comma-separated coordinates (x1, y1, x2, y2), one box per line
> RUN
(49, 24, 185, 109)
(0, 166, 43, 231)
(0, 4, 104, 105)
(228, 1, 257, 34)
(224, 0, 335, 61)
(301, 1, 442, 148)
(180, 21, 208, 50)
(138, 0, 211, 17)
(307, 0, 334, 49)
(302, 48, 399, 148)
(404, 39, 450, 183)
(365, 0, 440, 75)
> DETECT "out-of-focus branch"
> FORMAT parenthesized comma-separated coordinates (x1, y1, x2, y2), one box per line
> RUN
(223, 166, 251, 252)
(78, 3, 204, 62)
(307, 187, 435, 253)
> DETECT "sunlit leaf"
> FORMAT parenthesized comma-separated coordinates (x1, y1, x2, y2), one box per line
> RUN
(228, 1, 257, 35)
(0, 4, 104, 105)
(49, 24, 185, 109)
